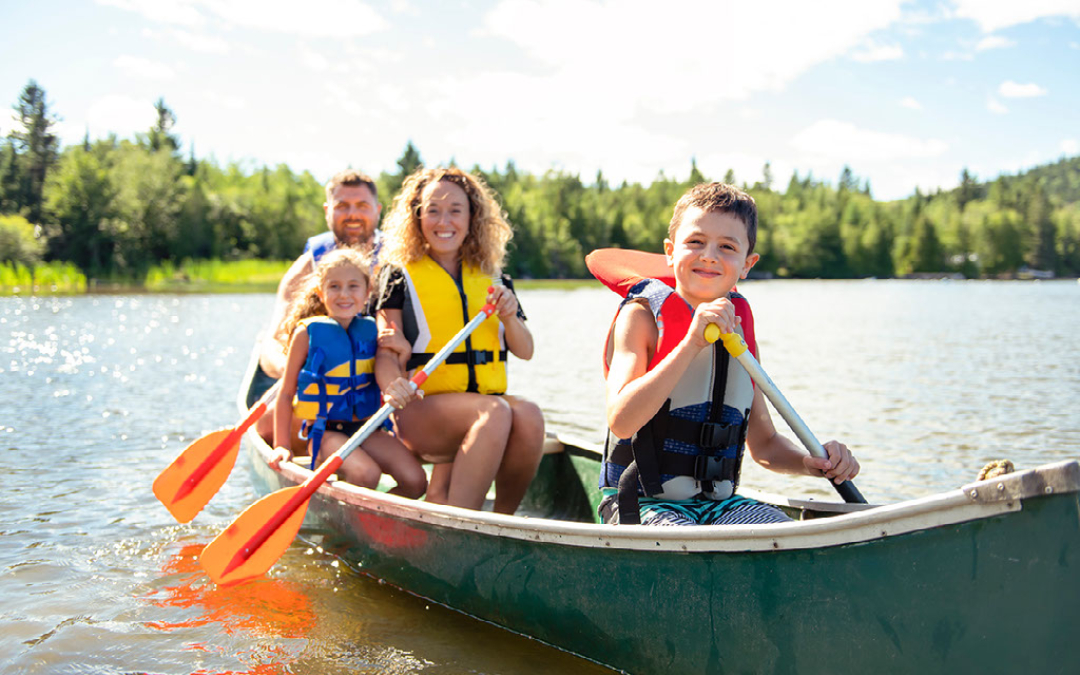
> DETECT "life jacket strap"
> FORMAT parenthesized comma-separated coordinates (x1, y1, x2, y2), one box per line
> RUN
(406, 349, 508, 371)
(608, 442, 742, 483)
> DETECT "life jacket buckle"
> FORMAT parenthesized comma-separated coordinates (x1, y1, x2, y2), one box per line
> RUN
(693, 455, 735, 482)
(466, 349, 494, 365)
(699, 421, 736, 449)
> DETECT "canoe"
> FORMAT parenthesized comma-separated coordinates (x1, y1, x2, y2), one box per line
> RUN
(238, 348, 1080, 675)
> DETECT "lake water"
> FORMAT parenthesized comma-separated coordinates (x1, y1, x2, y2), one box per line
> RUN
(2, 280, 1078, 674)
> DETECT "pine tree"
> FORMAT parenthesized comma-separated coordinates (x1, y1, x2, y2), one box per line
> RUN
(9, 80, 60, 223)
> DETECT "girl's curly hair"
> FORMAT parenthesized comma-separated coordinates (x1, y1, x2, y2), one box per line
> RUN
(379, 166, 513, 278)
(277, 246, 372, 341)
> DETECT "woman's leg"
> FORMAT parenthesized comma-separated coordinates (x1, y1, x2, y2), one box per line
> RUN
(394, 393, 511, 511)
(492, 395, 546, 514)
(362, 430, 427, 499)
(425, 463, 453, 505)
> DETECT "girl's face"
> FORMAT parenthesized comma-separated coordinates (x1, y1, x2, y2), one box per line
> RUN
(316, 264, 368, 323)
(419, 180, 470, 265)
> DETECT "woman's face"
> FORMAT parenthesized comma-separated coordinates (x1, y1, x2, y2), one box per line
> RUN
(419, 180, 470, 264)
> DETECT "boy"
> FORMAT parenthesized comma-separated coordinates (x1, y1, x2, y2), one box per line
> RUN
(601, 182, 859, 525)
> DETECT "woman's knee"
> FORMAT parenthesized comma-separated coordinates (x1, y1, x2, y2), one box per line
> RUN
(511, 399, 545, 439)
(476, 395, 513, 431)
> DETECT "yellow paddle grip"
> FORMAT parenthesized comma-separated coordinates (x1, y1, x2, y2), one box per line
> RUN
(704, 323, 748, 358)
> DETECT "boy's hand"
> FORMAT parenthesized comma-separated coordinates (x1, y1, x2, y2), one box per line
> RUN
(383, 376, 422, 409)
(803, 440, 860, 483)
(487, 284, 519, 320)
(689, 298, 741, 347)
(269, 446, 292, 470)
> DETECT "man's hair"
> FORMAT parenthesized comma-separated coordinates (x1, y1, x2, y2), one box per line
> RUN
(325, 169, 378, 202)
(669, 182, 758, 253)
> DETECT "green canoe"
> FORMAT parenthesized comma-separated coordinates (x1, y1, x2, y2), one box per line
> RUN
(240, 351, 1080, 675)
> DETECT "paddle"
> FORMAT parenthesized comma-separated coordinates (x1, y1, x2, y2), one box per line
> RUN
(705, 323, 867, 504)
(154, 381, 282, 523)
(200, 302, 498, 586)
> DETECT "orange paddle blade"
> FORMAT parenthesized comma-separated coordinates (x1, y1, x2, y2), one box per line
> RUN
(200, 486, 310, 587)
(153, 428, 242, 523)
(585, 248, 675, 294)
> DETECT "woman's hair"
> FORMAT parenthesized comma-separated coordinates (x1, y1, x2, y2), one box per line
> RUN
(379, 166, 513, 277)
(278, 246, 371, 340)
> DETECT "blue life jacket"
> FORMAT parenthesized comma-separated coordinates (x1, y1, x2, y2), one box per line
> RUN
(293, 315, 380, 466)
(303, 230, 383, 267)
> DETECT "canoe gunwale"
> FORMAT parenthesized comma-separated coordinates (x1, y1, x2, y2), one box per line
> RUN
(246, 427, 1080, 553)
(238, 342, 1078, 554)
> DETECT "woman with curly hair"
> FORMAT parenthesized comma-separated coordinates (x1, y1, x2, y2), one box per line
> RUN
(374, 166, 545, 512)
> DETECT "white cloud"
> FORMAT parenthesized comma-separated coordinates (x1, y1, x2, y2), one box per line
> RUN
(97, 0, 204, 26)
(390, 0, 419, 15)
(99, 0, 388, 37)
(900, 96, 922, 110)
(170, 28, 230, 54)
(202, 90, 247, 110)
(949, 0, 1080, 32)
(482, 0, 906, 114)
(85, 95, 158, 138)
(790, 120, 947, 161)
(850, 40, 904, 62)
(1062, 139, 1079, 155)
(998, 80, 1048, 97)
(299, 45, 330, 72)
(113, 54, 176, 79)
(987, 97, 1008, 114)
(975, 34, 1016, 50)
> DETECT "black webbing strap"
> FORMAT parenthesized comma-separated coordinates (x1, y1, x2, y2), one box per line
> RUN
(608, 443, 743, 483)
(406, 349, 507, 371)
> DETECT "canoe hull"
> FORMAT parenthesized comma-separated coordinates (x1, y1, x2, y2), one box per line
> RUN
(246, 440, 1080, 674)
(240, 351, 1080, 674)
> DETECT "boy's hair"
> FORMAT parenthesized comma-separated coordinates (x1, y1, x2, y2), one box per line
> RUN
(669, 182, 758, 253)
(278, 246, 372, 340)
(380, 166, 513, 278)
(325, 169, 378, 201)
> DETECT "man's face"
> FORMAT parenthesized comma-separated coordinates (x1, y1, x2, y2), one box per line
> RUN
(324, 184, 381, 248)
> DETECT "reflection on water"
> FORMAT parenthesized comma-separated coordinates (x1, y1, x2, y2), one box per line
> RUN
(0, 281, 1078, 673)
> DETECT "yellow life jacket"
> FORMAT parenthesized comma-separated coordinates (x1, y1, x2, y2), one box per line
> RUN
(400, 256, 507, 395)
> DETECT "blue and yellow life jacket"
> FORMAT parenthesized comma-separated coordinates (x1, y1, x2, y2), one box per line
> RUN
(601, 278, 757, 523)
(293, 315, 380, 465)
(397, 256, 507, 395)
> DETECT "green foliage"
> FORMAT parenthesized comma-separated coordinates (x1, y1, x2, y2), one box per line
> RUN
(145, 258, 291, 292)
(2, 81, 1080, 283)
(0, 214, 44, 267)
(0, 260, 85, 295)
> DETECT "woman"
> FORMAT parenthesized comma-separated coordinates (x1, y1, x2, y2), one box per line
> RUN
(374, 166, 545, 513)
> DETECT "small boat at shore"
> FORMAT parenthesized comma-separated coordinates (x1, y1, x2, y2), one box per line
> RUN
(238, 347, 1080, 675)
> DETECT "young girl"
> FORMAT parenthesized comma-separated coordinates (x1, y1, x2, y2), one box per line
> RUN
(374, 166, 545, 513)
(271, 247, 426, 498)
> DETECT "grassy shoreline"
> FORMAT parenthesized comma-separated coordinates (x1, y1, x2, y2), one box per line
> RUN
(2, 260, 1074, 297)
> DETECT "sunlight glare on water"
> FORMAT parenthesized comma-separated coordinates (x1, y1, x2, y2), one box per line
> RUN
(1, 281, 1078, 673)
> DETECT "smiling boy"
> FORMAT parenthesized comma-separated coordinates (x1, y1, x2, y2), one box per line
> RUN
(601, 182, 859, 526)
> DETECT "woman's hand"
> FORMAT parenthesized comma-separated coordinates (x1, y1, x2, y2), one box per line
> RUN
(383, 376, 422, 409)
(488, 284, 520, 321)
(803, 440, 860, 483)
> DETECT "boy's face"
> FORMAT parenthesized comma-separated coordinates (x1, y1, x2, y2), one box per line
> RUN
(664, 207, 760, 307)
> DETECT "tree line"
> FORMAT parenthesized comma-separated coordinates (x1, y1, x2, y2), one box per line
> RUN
(2, 80, 1079, 282)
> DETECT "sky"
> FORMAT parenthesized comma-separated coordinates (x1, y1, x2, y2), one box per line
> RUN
(1, 0, 1078, 201)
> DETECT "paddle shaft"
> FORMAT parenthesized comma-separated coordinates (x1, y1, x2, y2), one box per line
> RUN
(172, 380, 282, 503)
(709, 326, 866, 504)
(224, 303, 498, 573)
